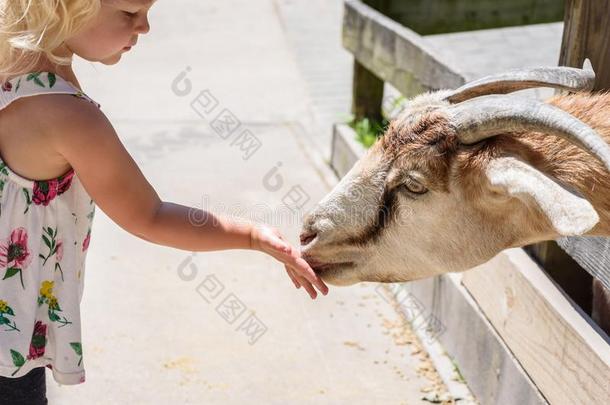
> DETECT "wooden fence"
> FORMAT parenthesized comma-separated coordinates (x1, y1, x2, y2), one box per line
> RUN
(339, 1, 610, 403)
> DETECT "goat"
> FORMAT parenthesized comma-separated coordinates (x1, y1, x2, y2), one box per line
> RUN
(299, 67, 610, 286)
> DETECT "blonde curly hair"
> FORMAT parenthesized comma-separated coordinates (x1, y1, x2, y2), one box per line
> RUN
(0, 0, 101, 81)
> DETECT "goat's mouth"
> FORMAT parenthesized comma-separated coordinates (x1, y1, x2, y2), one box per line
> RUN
(306, 259, 355, 275)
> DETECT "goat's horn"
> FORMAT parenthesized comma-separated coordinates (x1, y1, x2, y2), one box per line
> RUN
(445, 67, 595, 104)
(447, 95, 610, 172)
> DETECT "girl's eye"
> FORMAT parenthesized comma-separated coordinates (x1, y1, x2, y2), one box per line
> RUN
(401, 177, 428, 195)
(123, 11, 138, 17)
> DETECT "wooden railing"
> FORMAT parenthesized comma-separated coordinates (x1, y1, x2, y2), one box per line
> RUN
(340, 1, 610, 404)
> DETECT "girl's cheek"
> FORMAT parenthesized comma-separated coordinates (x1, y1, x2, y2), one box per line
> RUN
(94, 22, 131, 51)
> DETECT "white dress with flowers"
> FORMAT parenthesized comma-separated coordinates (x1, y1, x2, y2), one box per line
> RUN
(0, 72, 100, 385)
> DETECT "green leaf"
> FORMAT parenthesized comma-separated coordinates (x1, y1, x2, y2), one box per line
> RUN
(42, 235, 51, 249)
(10, 349, 25, 367)
(22, 188, 31, 204)
(70, 342, 82, 356)
(47, 226, 54, 236)
(47, 72, 56, 88)
(15, 78, 21, 92)
(3, 267, 19, 280)
(0, 316, 9, 325)
(27, 73, 45, 88)
(5, 306, 14, 316)
(48, 311, 60, 322)
(31, 334, 46, 348)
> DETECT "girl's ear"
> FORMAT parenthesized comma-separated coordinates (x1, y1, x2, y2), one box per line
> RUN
(485, 156, 599, 236)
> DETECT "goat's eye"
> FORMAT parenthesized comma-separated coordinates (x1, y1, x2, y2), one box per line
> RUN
(401, 177, 428, 195)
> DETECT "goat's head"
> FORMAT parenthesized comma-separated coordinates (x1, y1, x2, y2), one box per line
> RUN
(300, 67, 610, 286)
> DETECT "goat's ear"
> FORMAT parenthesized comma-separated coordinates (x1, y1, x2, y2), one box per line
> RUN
(485, 156, 599, 236)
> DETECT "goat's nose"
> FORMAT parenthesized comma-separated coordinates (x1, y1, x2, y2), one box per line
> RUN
(299, 230, 317, 246)
(300, 212, 319, 246)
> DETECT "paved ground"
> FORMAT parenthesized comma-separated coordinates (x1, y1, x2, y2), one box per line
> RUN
(46, 0, 568, 402)
(46, 1, 440, 403)
(275, 0, 354, 159)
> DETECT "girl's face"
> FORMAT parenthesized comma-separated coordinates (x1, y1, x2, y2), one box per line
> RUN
(65, 0, 156, 65)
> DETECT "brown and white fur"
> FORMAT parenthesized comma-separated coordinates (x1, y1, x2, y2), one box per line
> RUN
(300, 88, 610, 287)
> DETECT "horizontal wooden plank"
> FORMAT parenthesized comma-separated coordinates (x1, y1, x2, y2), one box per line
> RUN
(383, 0, 565, 35)
(343, 0, 466, 97)
(462, 249, 610, 405)
(403, 273, 547, 405)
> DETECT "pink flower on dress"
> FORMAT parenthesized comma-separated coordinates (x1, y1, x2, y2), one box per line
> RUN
(0, 227, 32, 270)
(1, 81, 12, 92)
(32, 180, 59, 206)
(56, 239, 63, 262)
(27, 321, 47, 360)
(57, 171, 75, 195)
(82, 230, 91, 252)
(32, 171, 74, 206)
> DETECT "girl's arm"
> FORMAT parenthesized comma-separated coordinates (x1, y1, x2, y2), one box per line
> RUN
(47, 96, 327, 298)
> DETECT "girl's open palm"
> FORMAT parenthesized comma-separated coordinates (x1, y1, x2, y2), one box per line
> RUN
(250, 225, 329, 299)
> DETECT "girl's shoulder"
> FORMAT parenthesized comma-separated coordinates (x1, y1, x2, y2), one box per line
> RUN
(0, 73, 105, 181)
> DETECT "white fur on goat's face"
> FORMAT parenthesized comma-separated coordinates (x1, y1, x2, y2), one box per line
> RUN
(301, 143, 512, 286)
(300, 92, 499, 285)
(300, 91, 600, 286)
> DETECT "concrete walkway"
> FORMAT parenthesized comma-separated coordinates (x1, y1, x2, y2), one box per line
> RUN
(46, 1, 441, 403)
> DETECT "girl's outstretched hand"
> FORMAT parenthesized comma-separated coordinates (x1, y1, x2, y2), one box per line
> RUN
(250, 224, 329, 299)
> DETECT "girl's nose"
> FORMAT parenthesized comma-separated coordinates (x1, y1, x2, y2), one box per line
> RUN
(135, 15, 150, 34)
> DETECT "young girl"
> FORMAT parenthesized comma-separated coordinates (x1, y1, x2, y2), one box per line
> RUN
(0, 0, 328, 403)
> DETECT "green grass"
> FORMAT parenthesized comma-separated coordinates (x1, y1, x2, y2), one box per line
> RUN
(346, 95, 406, 148)
(349, 117, 388, 148)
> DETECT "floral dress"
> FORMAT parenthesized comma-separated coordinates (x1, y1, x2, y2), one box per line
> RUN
(0, 72, 100, 385)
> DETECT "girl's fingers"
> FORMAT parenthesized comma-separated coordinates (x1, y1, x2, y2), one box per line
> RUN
(285, 265, 301, 289)
(286, 264, 322, 301)
(260, 228, 328, 297)
(286, 264, 317, 299)
(267, 243, 316, 282)
(293, 271, 318, 299)
(291, 257, 329, 295)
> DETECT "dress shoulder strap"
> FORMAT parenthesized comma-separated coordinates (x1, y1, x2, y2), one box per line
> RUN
(0, 71, 101, 110)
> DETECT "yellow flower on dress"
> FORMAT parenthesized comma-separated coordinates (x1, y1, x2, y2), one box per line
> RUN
(48, 296, 59, 310)
(39, 281, 54, 298)
(0, 300, 7, 313)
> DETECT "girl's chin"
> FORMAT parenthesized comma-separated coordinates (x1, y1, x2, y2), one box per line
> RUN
(99, 52, 123, 65)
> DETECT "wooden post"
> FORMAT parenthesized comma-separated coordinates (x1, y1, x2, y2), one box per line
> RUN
(558, 0, 610, 335)
(351, 61, 384, 123)
(559, 0, 610, 90)
(350, 0, 388, 123)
